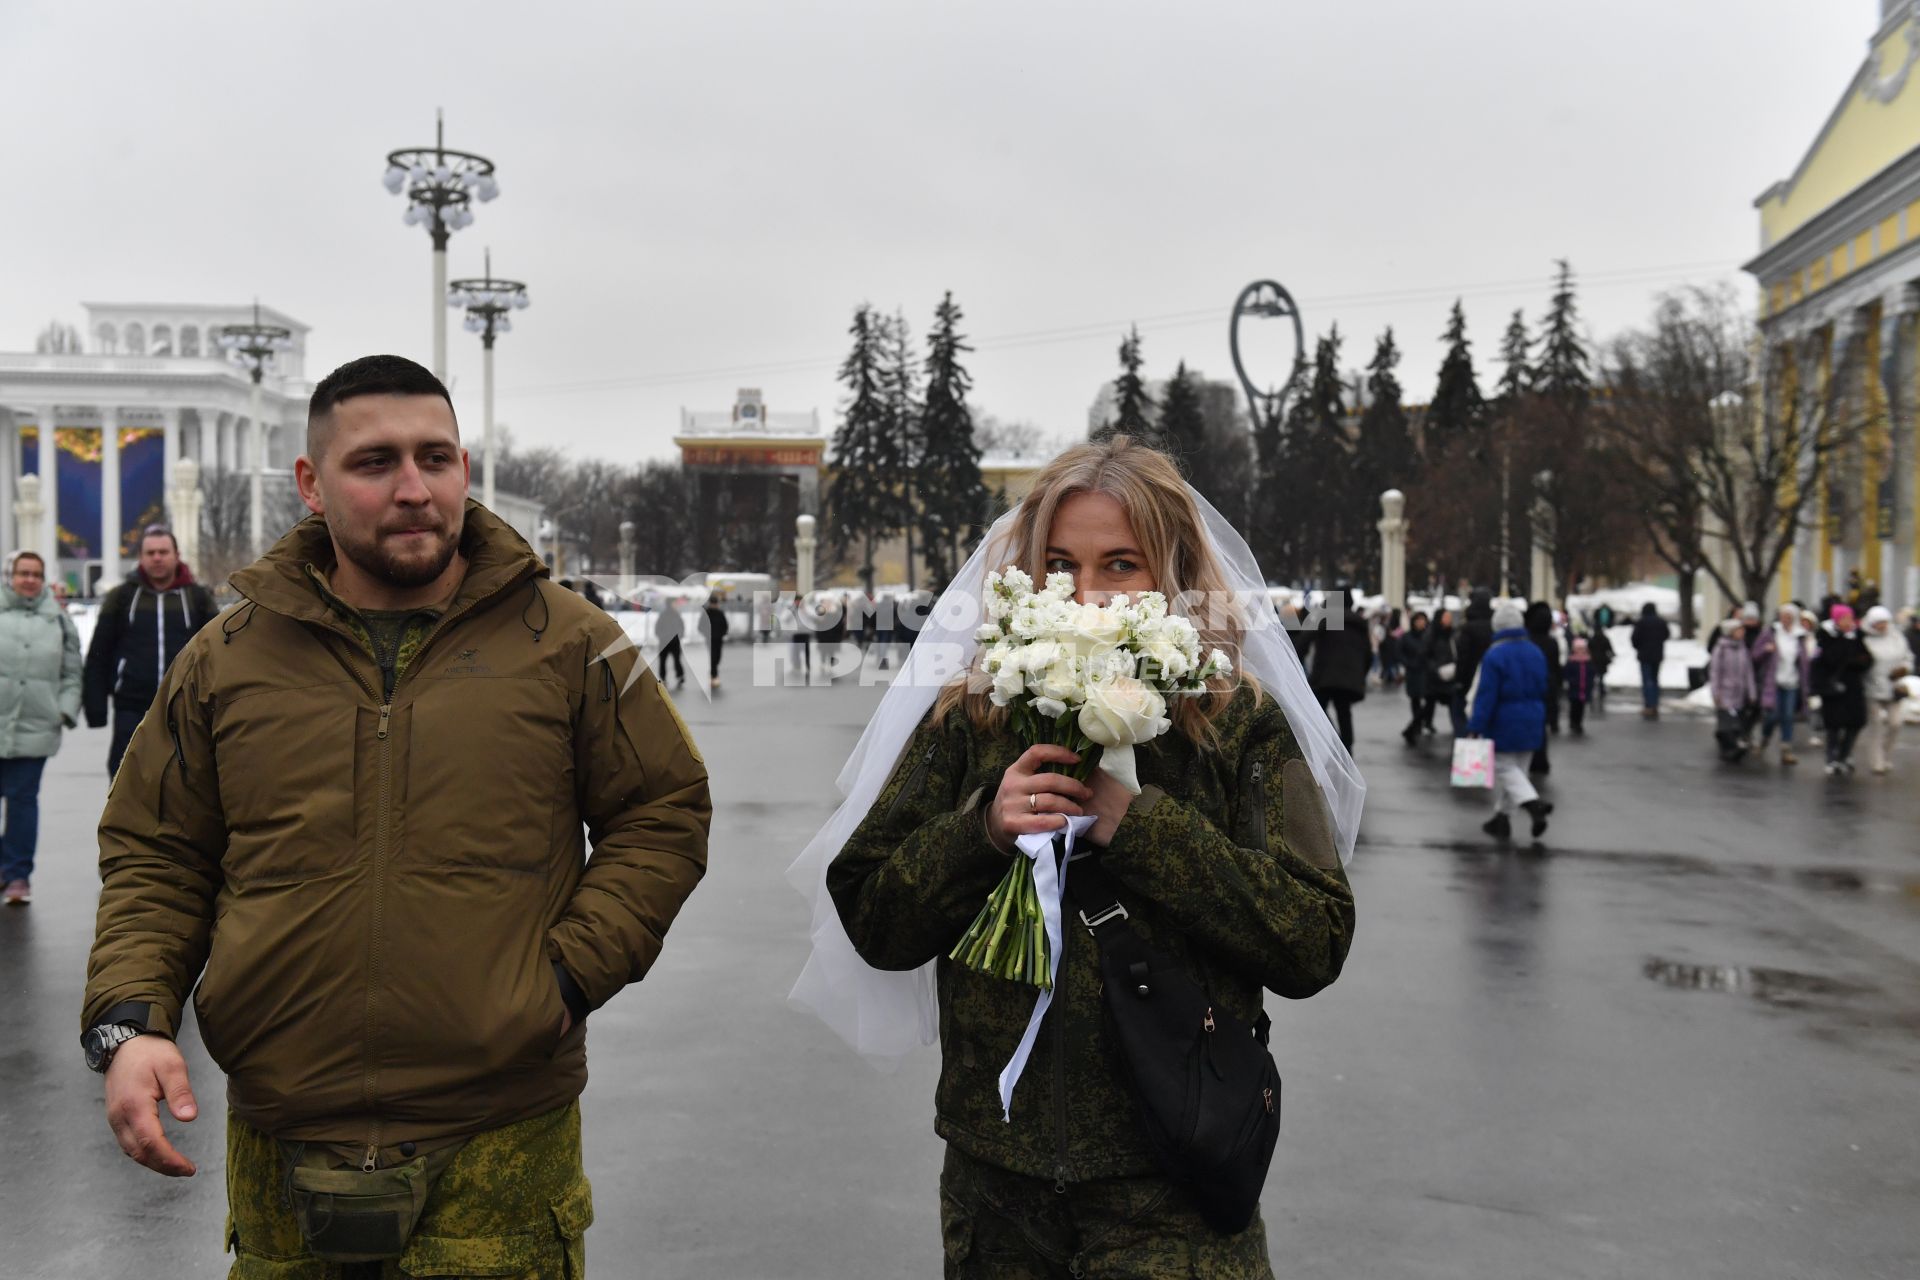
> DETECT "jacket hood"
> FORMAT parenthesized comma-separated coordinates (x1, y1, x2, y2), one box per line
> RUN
(1492, 626, 1527, 642)
(1465, 599, 1493, 622)
(229, 500, 546, 625)
(1, 585, 58, 614)
(128, 561, 199, 590)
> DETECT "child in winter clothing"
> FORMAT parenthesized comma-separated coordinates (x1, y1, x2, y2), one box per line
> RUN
(1564, 636, 1595, 736)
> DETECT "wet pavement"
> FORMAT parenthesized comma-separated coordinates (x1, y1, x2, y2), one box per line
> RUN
(4, 648, 1918, 1278)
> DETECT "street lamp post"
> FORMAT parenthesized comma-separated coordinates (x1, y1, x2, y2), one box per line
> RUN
(382, 110, 499, 380)
(448, 249, 530, 510)
(217, 303, 295, 558)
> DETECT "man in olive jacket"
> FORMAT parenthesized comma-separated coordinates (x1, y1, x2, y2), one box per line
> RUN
(81, 355, 710, 1275)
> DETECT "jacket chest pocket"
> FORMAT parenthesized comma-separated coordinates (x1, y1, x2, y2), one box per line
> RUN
(403, 676, 573, 872)
(214, 696, 360, 884)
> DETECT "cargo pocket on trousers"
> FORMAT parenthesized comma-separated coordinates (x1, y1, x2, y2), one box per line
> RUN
(551, 1178, 594, 1279)
(938, 1190, 974, 1268)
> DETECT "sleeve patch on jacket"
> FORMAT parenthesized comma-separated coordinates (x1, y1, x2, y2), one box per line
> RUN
(1281, 757, 1339, 870)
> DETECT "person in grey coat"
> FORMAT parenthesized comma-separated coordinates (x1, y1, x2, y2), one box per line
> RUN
(1, 550, 83, 905)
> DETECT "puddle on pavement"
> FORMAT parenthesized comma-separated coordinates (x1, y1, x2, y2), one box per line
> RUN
(1642, 956, 1878, 1007)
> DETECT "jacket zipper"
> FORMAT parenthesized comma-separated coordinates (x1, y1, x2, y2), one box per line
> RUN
(885, 745, 937, 824)
(1051, 844, 1070, 1194)
(1246, 759, 1268, 849)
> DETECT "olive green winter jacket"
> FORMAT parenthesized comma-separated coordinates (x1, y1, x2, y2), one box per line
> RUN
(82, 503, 711, 1151)
(828, 685, 1354, 1182)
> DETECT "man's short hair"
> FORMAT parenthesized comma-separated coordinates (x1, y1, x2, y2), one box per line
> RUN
(140, 524, 178, 553)
(307, 355, 456, 461)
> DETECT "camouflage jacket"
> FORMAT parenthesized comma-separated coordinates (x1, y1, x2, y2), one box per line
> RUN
(828, 685, 1355, 1182)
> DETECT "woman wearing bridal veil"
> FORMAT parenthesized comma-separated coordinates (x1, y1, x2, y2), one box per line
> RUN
(788, 437, 1360, 1275)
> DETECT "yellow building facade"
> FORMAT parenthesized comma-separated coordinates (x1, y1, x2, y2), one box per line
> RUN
(1746, 0, 1920, 609)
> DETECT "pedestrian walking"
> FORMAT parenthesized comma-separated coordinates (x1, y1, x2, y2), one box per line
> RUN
(1811, 603, 1871, 775)
(1631, 602, 1669, 718)
(1756, 603, 1813, 766)
(1304, 589, 1372, 750)
(801, 435, 1359, 1275)
(702, 592, 730, 687)
(0, 550, 82, 906)
(1861, 605, 1910, 776)
(1585, 621, 1615, 709)
(1564, 637, 1595, 735)
(1525, 601, 1562, 775)
(654, 593, 687, 687)
(1903, 606, 1920, 667)
(1708, 618, 1759, 762)
(1400, 610, 1433, 743)
(80, 355, 711, 1272)
(1467, 601, 1553, 841)
(817, 591, 849, 683)
(1429, 607, 1464, 735)
(1453, 590, 1495, 733)
(81, 525, 217, 778)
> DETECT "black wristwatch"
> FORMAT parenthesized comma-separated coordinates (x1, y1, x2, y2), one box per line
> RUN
(82, 1002, 154, 1073)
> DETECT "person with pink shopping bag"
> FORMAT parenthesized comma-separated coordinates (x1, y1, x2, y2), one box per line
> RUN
(1465, 602, 1554, 841)
(1450, 735, 1495, 789)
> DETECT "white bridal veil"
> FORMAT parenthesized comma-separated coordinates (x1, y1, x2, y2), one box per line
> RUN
(785, 483, 1366, 1067)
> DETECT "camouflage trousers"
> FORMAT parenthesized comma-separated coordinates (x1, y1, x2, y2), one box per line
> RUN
(938, 1145, 1275, 1279)
(225, 1102, 593, 1279)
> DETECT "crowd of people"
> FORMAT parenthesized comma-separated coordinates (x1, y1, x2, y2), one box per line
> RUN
(1703, 598, 1917, 776)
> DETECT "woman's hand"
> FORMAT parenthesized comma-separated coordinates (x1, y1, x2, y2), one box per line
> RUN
(985, 745, 1093, 853)
(1082, 767, 1132, 846)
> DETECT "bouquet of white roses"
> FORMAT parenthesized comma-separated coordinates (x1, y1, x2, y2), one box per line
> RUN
(948, 566, 1232, 987)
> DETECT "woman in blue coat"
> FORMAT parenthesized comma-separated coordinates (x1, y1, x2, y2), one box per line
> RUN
(1467, 602, 1554, 841)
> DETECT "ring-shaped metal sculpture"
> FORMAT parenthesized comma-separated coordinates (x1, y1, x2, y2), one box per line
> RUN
(1229, 280, 1306, 435)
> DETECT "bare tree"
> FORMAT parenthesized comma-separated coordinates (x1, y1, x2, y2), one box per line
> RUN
(34, 320, 83, 354)
(1596, 286, 1870, 616)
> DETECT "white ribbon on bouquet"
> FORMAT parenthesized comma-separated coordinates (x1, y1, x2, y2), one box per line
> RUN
(996, 813, 1098, 1121)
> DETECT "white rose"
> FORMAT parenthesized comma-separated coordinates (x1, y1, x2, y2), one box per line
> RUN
(1035, 656, 1084, 704)
(1065, 602, 1127, 660)
(1078, 675, 1170, 749)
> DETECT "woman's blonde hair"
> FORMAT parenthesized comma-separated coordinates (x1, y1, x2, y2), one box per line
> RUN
(932, 435, 1256, 751)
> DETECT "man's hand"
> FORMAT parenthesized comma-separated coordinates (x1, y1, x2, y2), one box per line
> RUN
(103, 1035, 198, 1177)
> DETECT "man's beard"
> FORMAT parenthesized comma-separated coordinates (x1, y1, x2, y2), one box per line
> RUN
(330, 510, 463, 590)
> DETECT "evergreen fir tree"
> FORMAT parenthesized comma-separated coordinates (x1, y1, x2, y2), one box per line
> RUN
(1426, 300, 1487, 441)
(1356, 328, 1413, 500)
(1534, 260, 1591, 407)
(826, 304, 908, 591)
(1158, 362, 1207, 479)
(1495, 308, 1532, 408)
(1095, 325, 1157, 443)
(915, 292, 987, 590)
(1278, 326, 1353, 583)
(878, 308, 924, 587)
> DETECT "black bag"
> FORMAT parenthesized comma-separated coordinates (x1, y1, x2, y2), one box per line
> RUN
(1065, 858, 1281, 1234)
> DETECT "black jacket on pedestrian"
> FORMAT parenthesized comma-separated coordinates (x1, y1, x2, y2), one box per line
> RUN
(1400, 626, 1431, 700)
(1811, 627, 1871, 731)
(1455, 593, 1494, 691)
(81, 568, 217, 727)
(1525, 602, 1563, 718)
(1426, 624, 1458, 700)
(1587, 627, 1615, 674)
(1305, 616, 1372, 700)
(1631, 605, 1670, 665)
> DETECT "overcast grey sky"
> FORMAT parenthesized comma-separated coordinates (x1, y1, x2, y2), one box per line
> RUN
(0, 1, 1874, 464)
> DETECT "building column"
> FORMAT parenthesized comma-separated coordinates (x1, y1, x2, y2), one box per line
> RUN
(101, 408, 122, 586)
(161, 406, 180, 504)
(31, 409, 61, 580)
(0, 410, 14, 560)
(1886, 285, 1919, 611)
